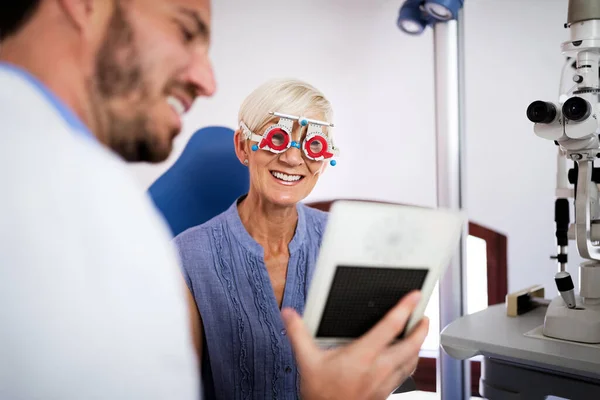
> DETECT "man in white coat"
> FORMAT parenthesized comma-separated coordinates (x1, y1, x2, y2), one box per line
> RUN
(0, 1, 429, 399)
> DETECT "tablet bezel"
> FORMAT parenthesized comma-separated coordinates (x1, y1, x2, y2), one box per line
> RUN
(302, 200, 465, 346)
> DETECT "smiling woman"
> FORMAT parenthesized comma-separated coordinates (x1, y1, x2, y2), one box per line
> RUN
(236, 79, 337, 201)
(173, 78, 336, 400)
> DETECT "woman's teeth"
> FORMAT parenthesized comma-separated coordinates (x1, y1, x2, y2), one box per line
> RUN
(271, 171, 302, 182)
(167, 96, 186, 116)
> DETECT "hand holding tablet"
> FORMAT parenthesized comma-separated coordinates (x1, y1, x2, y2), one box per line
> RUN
(280, 200, 464, 400)
(303, 200, 465, 345)
(282, 288, 430, 400)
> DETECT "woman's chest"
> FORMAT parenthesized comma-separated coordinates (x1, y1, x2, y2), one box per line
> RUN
(201, 240, 323, 325)
(264, 251, 290, 309)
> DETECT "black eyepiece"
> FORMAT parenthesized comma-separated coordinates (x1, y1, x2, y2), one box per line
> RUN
(562, 96, 591, 122)
(527, 101, 557, 123)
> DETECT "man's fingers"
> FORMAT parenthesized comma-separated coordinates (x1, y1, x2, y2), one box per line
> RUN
(405, 316, 430, 349)
(281, 307, 320, 371)
(376, 319, 429, 398)
(385, 317, 430, 369)
(355, 291, 421, 355)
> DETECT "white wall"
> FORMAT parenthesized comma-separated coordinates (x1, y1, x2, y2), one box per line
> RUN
(130, 0, 438, 206)
(463, 0, 576, 296)
(130, 0, 577, 299)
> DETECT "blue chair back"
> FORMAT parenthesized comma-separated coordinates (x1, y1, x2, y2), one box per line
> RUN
(148, 126, 249, 237)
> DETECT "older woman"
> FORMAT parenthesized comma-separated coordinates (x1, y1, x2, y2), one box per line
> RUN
(174, 78, 340, 399)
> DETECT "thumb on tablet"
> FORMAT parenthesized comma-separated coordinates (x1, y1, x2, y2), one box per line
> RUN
(281, 308, 320, 369)
(356, 290, 422, 354)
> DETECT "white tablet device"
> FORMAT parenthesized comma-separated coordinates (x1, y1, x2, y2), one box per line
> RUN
(303, 200, 466, 346)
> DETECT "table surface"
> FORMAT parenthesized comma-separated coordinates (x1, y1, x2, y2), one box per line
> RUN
(440, 303, 600, 380)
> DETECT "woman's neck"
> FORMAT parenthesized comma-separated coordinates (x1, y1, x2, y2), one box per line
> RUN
(237, 191, 298, 253)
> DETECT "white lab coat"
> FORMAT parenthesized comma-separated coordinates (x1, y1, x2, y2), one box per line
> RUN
(0, 67, 200, 399)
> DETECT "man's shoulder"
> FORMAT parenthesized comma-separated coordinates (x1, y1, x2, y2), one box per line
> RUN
(0, 71, 131, 194)
(0, 95, 174, 267)
(0, 66, 200, 400)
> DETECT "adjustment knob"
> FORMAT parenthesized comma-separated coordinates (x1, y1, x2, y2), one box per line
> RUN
(555, 271, 576, 309)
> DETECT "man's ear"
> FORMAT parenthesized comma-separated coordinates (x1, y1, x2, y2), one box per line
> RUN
(58, 0, 112, 40)
(57, 0, 93, 32)
(233, 129, 249, 165)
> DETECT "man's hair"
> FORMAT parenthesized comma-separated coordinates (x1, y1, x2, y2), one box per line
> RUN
(0, 1, 42, 40)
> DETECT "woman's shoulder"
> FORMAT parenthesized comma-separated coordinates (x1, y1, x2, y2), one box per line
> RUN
(299, 203, 329, 233)
(173, 211, 229, 254)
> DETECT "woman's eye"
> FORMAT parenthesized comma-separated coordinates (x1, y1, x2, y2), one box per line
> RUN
(272, 133, 285, 146)
(310, 140, 323, 152)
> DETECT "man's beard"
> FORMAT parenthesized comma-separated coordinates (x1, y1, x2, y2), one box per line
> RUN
(92, 3, 168, 163)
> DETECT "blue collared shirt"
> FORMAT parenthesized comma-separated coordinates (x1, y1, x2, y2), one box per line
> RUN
(0, 62, 96, 142)
(174, 197, 329, 400)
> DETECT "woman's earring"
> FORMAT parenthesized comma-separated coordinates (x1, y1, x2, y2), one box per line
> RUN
(244, 159, 249, 165)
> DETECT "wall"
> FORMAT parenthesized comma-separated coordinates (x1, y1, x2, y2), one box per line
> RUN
(463, 0, 576, 296)
(130, 0, 438, 205)
(130, 0, 576, 300)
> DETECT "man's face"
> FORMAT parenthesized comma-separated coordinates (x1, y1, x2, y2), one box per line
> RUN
(92, 0, 215, 163)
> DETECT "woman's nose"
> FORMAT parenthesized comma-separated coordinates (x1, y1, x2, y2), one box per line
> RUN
(279, 144, 304, 166)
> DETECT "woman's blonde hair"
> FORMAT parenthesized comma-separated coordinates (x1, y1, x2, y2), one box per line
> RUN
(238, 78, 334, 136)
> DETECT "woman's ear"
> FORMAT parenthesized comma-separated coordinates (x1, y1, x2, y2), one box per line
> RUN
(233, 129, 249, 165)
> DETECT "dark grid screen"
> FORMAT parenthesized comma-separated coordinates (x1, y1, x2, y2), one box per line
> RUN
(316, 266, 428, 339)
